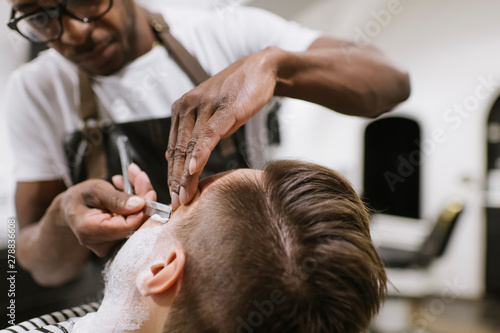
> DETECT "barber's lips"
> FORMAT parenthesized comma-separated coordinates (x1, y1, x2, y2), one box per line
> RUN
(78, 42, 114, 68)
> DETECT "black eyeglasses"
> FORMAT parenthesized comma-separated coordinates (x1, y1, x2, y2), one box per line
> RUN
(7, 0, 113, 44)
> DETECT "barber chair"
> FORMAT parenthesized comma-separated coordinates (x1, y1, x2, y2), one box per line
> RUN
(377, 198, 464, 270)
(370, 198, 464, 333)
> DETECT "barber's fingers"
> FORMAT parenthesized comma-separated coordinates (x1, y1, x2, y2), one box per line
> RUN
(166, 105, 179, 196)
(60, 179, 150, 257)
(174, 104, 215, 205)
(133, 173, 156, 200)
(112, 164, 157, 201)
(185, 108, 240, 178)
(111, 172, 155, 231)
(178, 170, 203, 206)
(125, 165, 156, 222)
(168, 97, 241, 207)
(168, 98, 198, 207)
(176, 109, 240, 206)
(128, 163, 157, 201)
(73, 210, 144, 257)
(112, 175, 124, 190)
(76, 180, 145, 215)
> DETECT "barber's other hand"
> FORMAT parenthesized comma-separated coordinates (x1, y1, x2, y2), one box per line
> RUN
(59, 177, 147, 257)
(168, 47, 280, 208)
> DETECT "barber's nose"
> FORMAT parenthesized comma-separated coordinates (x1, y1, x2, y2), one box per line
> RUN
(59, 15, 92, 45)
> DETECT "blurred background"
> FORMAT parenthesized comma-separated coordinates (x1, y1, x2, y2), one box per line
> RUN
(1, 0, 500, 332)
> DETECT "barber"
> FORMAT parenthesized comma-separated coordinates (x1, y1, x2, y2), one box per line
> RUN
(6, 0, 410, 286)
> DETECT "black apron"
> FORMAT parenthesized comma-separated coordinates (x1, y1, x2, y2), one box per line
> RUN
(63, 118, 248, 203)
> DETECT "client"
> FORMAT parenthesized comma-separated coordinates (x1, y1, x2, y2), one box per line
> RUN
(71, 160, 386, 332)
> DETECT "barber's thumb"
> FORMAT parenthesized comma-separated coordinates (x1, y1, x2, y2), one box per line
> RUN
(125, 196, 145, 210)
(104, 193, 145, 215)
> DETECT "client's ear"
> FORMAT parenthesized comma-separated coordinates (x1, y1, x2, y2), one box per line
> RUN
(138, 248, 185, 297)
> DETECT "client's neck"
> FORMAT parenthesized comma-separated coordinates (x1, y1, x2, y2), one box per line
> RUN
(73, 294, 157, 332)
(127, 304, 165, 333)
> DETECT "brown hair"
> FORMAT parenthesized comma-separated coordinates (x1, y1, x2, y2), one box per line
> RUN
(164, 160, 386, 333)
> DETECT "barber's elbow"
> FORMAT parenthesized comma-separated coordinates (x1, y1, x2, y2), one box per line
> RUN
(364, 69, 411, 118)
(395, 69, 411, 105)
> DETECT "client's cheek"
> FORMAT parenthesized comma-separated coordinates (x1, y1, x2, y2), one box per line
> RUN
(139, 218, 165, 230)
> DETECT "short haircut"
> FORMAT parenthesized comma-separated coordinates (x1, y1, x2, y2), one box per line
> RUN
(164, 160, 386, 333)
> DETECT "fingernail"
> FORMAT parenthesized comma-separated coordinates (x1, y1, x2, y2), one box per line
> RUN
(179, 186, 187, 205)
(171, 192, 180, 208)
(129, 163, 141, 175)
(126, 196, 144, 209)
(189, 158, 197, 175)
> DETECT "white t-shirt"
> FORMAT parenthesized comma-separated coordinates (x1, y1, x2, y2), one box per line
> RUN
(6, 6, 320, 186)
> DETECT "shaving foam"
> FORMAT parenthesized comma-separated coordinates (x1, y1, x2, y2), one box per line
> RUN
(150, 214, 169, 223)
(135, 268, 154, 297)
(73, 225, 165, 333)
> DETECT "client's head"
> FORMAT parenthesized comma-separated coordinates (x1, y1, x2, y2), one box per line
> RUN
(74, 160, 386, 333)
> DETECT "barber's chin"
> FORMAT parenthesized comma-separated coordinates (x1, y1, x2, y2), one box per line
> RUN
(79, 43, 123, 76)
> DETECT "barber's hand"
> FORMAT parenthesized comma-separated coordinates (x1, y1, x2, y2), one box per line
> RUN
(168, 47, 280, 208)
(59, 164, 154, 257)
(112, 162, 157, 202)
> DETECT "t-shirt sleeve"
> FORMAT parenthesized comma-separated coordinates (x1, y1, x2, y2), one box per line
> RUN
(214, 6, 322, 57)
(231, 7, 321, 53)
(5, 69, 70, 183)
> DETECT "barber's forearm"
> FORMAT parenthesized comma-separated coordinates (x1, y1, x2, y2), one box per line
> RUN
(18, 196, 90, 287)
(269, 39, 410, 117)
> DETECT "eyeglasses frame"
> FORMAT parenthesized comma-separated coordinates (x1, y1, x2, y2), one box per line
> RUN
(7, 0, 114, 44)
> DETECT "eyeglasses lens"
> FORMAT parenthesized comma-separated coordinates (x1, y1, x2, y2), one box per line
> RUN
(16, 8, 60, 43)
(13, 0, 112, 43)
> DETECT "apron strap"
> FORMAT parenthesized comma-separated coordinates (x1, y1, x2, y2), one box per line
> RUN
(148, 12, 210, 86)
(78, 69, 107, 180)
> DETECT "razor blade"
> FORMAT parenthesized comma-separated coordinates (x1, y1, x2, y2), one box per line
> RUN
(117, 135, 133, 194)
(116, 135, 172, 223)
(144, 199, 172, 222)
